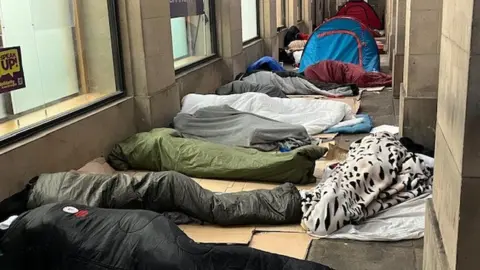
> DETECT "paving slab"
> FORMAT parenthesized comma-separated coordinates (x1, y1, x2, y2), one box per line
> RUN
(308, 239, 423, 270)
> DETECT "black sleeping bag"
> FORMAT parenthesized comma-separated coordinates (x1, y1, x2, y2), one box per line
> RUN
(0, 171, 303, 226)
(0, 203, 332, 269)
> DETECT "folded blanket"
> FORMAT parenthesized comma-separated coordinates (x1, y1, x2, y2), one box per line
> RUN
(300, 132, 434, 236)
(108, 128, 327, 184)
(174, 105, 311, 151)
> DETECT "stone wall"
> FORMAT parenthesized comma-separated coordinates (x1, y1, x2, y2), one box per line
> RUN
(0, 0, 313, 201)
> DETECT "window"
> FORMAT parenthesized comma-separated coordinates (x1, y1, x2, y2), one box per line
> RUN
(0, 0, 123, 143)
(297, 0, 303, 21)
(241, 0, 260, 43)
(170, 0, 217, 70)
(276, 0, 286, 30)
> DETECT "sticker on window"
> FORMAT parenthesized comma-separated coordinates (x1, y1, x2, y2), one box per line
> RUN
(0, 46, 26, 94)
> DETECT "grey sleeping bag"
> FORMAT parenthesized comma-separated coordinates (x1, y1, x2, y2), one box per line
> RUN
(173, 105, 312, 151)
(242, 71, 355, 97)
(215, 80, 287, 98)
(25, 171, 303, 226)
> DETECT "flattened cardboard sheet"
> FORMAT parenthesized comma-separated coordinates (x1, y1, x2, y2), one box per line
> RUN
(77, 157, 115, 175)
(248, 232, 313, 259)
(192, 178, 233, 193)
(254, 224, 305, 233)
(325, 143, 349, 161)
(313, 133, 338, 141)
(179, 225, 255, 244)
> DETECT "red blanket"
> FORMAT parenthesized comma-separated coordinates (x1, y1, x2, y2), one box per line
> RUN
(298, 33, 310, 40)
(304, 60, 392, 88)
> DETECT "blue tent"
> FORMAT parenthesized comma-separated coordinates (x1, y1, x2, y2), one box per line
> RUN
(299, 16, 380, 73)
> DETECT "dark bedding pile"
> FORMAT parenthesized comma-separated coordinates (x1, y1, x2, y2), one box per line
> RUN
(0, 203, 332, 269)
(0, 171, 303, 226)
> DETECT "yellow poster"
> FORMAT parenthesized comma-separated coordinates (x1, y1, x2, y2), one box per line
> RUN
(0, 46, 26, 93)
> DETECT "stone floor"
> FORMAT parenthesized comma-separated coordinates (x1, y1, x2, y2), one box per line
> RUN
(308, 238, 424, 270)
(306, 55, 425, 270)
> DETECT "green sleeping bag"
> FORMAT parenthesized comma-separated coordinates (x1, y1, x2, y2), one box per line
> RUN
(108, 128, 327, 184)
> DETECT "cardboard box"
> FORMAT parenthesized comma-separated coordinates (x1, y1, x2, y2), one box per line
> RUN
(249, 232, 313, 259)
(179, 225, 256, 244)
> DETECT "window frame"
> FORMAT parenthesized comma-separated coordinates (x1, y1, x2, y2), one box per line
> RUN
(242, 0, 261, 45)
(173, 0, 218, 74)
(297, 0, 303, 22)
(0, 0, 125, 148)
(277, 0, 287, 32)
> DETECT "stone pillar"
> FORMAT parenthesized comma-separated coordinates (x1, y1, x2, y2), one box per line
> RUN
(328, 0, 337, 18)
(387, 0, 397, 70)
(287, 0, 298, 26)
(121, 0, 180, 132)
(399, 0, 442, 150)
(216, 0, 244, 81)
(392, 0, 406, 98)
(303, 0, 314, 32)
(384, 0, 391, 49)
(424, 0, 480, 268)
(260, 0, 279, 59)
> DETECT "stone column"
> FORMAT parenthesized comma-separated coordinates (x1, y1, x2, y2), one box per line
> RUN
(328, 0, 337, 18)
(260, 0, 279, 59)
(392, 0, 406, 98)
(424, 0, 480, 269)
(384, 0, 391, 49)
(216, 0, 244, 81)
(287, 0, 298, 26)
(121, 0, 180, 132)
(398, 0, 442, 150)
(387, 0, 397, 70)
(303, 0, 314, 32)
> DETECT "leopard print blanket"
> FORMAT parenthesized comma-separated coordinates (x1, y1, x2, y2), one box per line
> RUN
(300, 132, 434, 236)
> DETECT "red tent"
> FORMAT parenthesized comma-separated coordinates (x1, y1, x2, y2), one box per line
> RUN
(336, 0, 382, 30)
